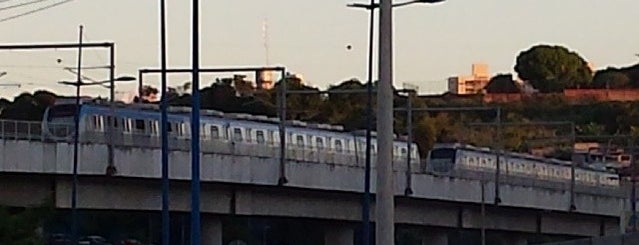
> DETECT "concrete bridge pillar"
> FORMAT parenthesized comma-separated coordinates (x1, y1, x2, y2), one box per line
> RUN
(421, 229, 448, 245)
(202, 216, 223, 245)
(324, 225, 354, 245)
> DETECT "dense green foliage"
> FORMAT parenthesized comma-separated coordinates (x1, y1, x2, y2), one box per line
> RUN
(592, 69, 631, 88)
(0, 45, 638, 158)
(0, 202, 53, 245)
(4, 74, 639, 157)
(515, 45, 593, 92)
(485, 74, 520, 93)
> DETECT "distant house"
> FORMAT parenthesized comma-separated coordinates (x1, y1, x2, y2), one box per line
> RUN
(447, 63, 490, 95)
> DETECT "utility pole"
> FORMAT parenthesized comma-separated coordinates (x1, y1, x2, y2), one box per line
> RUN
(159, 0, 170, 243)
(377, 0, 395, 243)
(0, 42, 117, 176)
(70, 24, 83, 245)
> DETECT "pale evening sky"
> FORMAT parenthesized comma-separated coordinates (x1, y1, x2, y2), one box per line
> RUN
(0, 0, 637, 100)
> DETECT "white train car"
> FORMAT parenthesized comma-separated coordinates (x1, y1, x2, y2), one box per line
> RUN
(41, 101, 419, 163)
(427, 143, 619, 187)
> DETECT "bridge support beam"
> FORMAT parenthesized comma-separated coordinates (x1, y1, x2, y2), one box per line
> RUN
(202, 216, 222, 245)
(421, 229, 448, 245)
(324, 225, 354, 245)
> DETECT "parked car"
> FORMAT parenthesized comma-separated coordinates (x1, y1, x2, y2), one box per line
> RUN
(47, 233, 71, 245)
(78, 236, 111, 245)
(118, 239, 143, 245)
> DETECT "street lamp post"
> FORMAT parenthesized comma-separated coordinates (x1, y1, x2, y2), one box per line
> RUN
(345, 3, 376, 244)
(59, 25, 136, 244)
(59, 72, 135, 244)
(138, 66, 285, 245)
(158, 0, 170, 243)
(70, 24, 83, 245)
(347, 1, 444, 243)
(394, 106, 499, 245)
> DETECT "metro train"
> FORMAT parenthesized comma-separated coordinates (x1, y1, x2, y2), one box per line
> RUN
(427, 143, 620, 187)
(41, 100, 419, 160)
(40, 100, 620, 187)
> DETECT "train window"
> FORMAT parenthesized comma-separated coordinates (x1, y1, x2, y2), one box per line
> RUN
(199, 125, 206, 138)
(476, 158, 487, 167)
(90, 116, 98, 129)
(166, 123, 173, 132)
(316, 137, 324, 149)
(210, 125, 219, 139)
(173, 123, 180, 135)
(111, 116, 119, 128)
(135, 119, 145, 130)
(296, 135, 304, 147)
(335, 139, 343, 153)
(233, 128, 243, 141)
(123, 119, 131, 133)
(356, 141, 363, 152)
(90, 115, 103, 131)
(246, 129, 252, 142)
(256, 131, 265, 144)
(268, 130, 274, 143)
(149, 121, 158, 135)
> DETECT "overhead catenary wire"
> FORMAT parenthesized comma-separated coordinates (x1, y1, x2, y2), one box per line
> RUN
(0, 0, 49, 12)
(82, 31, 107, 65)
(0, 0, 73, 23)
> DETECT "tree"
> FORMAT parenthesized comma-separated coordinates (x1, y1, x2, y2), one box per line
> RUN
(592, 69, 631, 88)
(321, 79, 369, 129)
(484, 74, 520, 93)
(514, 44, 593, 92)
(413, 116, 436, 155)
(619, 63, 639, 86)
(0, 202, 53, 245)
(272, 76, 324, 122)
(136, 85, 159, 102)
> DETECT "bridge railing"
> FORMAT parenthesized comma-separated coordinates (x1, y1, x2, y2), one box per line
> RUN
(0, 119, 44, 141)
(0, 119, 628, 196)
(76, 129, 419, 171)
(420, 160, 628, 197)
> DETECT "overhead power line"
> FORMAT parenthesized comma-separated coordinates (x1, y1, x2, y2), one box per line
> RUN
(0, 0, 74, 23)
(0, 0, 49, 12)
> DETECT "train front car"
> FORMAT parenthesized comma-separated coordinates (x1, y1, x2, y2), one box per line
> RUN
(42, 102, 80, 141)
(426, 144, 458, 174)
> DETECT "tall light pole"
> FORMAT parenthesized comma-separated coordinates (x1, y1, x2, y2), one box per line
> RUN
(71, 24, 83, 245)
(59, 70, 135, 244)
(191, 0, 202, 244)
(158, 0, 170, 243)
(346, 2, 375, 244)
(378, 0, 444, 244)
(347, 1, 444, 243)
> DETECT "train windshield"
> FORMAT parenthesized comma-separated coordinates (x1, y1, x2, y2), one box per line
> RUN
(47, 104, 77, 125)
(428, 148, 456, 173)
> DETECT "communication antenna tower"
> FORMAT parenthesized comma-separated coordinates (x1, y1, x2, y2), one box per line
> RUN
(262, 18, 270, 66)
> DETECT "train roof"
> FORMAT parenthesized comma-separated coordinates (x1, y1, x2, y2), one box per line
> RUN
(430, 143, 618, 173)
(71, 101, 351, 132)
(52, 100, 422, 144)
